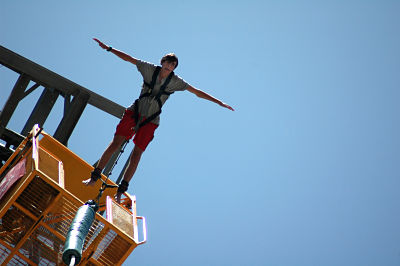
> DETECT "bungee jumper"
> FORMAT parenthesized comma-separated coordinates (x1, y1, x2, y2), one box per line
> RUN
(83, 38, 234, 202)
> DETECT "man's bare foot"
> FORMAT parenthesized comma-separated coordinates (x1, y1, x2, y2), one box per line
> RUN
(82, 178, 97, 186)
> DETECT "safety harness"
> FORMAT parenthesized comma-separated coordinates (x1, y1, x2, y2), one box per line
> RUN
(89, 67, 175, 194)
(111, 67, 174, 194)
(132, 66, 174, 131)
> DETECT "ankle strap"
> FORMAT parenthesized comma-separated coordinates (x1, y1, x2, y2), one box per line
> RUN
(90, 168, 102, 181)
(117, 180, 129, 193)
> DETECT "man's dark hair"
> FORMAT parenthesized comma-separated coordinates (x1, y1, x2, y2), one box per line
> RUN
(161, 53, 179, 69)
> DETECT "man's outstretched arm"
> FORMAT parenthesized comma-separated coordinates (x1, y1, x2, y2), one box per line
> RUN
(93, 38, 138, 65)
(186, 85, 234, 111)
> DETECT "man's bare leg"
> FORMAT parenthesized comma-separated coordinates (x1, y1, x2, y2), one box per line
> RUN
(83, 135, 126, 186)
(115, 145, 143, 203)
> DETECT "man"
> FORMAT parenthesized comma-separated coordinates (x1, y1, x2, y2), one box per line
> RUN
(83, 38, 234, 202)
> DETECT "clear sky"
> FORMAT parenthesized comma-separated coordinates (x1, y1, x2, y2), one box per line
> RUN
(1, 1, 400, 265)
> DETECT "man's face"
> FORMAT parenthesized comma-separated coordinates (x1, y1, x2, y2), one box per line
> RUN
(161, 60, 177, 72)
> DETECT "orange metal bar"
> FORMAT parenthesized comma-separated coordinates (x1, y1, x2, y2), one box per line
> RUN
(0, 171, 36, 222)
(1, 126, 145, 265)
(15, 250, 37, 266)
(12, 202, 37, 221)
(40, 219, 67, 243)
(0, 238, 14, 251)
(2, 191, 62, 265)
(0, 132, 31, 174)
(81, 223, 111, 263)
(0, 227, 25, 237)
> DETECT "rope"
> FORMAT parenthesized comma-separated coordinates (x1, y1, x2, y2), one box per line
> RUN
(94, 140, 128, 206)
(105, 140, 128, 177)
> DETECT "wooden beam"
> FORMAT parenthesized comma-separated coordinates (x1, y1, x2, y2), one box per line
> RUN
(53, 91, 90, 145)
(0, 45, 124, 119)
(1, 128, 24, 148)
(22, 83, 41, 99)
(21, 88, 59, 136)
(0, 73, 31, 138)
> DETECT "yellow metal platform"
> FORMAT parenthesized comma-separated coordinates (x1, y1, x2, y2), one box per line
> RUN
(0, 125, 146, 265)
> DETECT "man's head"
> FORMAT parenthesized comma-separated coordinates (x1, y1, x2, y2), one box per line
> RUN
(161, 53, 179, 70)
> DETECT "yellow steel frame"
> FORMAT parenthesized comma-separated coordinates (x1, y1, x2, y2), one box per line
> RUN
(0, 125, 146, 265)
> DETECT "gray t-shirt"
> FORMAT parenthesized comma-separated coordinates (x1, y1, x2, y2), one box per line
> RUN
(127, 59, 189, 125)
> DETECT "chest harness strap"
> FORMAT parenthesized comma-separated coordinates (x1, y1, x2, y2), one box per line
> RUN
(132, 66, 174, 131)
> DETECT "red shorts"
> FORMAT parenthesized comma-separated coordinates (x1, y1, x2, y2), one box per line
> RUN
(115, 110, 158, 151)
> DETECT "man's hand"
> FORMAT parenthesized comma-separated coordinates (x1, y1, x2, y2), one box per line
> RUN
(220, 102, 235, 111)
(93, 38, 109, 50)
(186, 85, 235, 111)
(93, 38, 138, 65)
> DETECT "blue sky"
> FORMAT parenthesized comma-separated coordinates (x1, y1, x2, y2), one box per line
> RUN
(1, 1, 400, 265)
